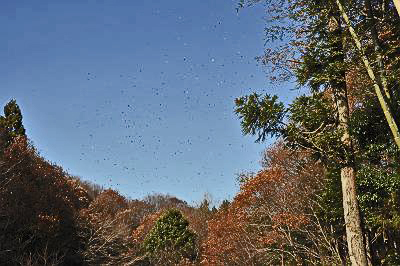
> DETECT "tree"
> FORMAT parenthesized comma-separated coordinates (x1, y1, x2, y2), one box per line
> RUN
(0, 99, 26, 144)
(394, 0, 400, 17)
(334, 0, 400, 150)
(235, 0, 400, 264)
(0, 137, 89, 265)
(143, 193, 189, 211)
(204, 143, 341, 265)
(142, 209, 197, 265)
(131, 196, 212, 265)
(78, 189, 135, 265)
(236, 91, 367, 264)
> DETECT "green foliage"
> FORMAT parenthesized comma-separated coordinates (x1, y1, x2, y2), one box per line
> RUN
(295, 12, 348, 92)
(351, 93, 400, 163)
(142, 209, 197, 264)
(317, 164, 400, 265)
(0, 99, 26, 139)
(357, 165, 400, 230)
(317, 168, 344, 226)
(235, 93, 286, 142)
(235, 0, 400, 264)
(286, 93, 346, 161)
(289, 94, 334, 128)
(235, 91, 346, 162)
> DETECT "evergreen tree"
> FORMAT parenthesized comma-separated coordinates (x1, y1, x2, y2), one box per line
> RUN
(142, 209, 197, 265)
(0, 99, 26, 144)
(235, 0, 400, 264)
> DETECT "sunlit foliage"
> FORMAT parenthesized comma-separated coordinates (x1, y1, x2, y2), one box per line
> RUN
(204, 142, 342, 265)
(142, 209, 197, 265)
(0, 136, 89, 265)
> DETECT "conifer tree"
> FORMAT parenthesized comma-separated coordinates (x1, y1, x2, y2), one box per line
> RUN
(142, 209, 197, 265)
(0, 99, 26, 144)
(233, 0, 400, 264)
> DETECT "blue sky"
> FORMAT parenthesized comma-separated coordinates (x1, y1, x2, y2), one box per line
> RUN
(1, 0, 296, 205)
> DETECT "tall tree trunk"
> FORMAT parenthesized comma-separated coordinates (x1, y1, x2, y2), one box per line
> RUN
(336, 92, 368, 266)
(394, 0, 400, 17)
(329, 14, 369, 266)
(335, 0, 400, 150)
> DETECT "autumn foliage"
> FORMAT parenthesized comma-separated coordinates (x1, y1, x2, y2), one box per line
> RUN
(203, 143, 341, 265)
(2, 96, 400, 265)
(0, 136, 89, 265)
(0, 135, 210, 265)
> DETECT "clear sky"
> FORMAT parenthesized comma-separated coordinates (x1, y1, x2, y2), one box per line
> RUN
(1, 0, 296, 205)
